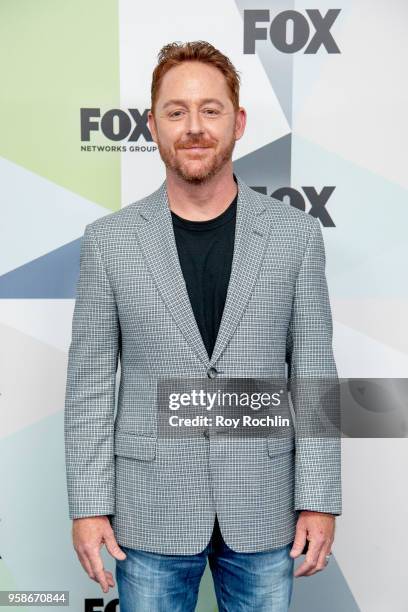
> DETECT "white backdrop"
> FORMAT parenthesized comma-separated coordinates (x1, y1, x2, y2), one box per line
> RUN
(0, 1, 407, 610)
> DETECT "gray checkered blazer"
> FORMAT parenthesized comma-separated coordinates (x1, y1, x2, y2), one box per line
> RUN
(64, 173, 342, 554)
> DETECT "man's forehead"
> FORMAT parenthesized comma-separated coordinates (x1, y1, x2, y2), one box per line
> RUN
(159, 62, 228, 89)
(162, 97, 226, 109)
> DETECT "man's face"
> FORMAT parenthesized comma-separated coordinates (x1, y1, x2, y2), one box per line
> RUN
(148, 61, 246, 184)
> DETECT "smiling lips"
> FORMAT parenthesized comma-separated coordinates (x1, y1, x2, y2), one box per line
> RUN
(181, 145, 212, 151)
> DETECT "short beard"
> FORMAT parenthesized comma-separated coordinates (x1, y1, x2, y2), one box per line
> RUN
(157, 131, 236, 185)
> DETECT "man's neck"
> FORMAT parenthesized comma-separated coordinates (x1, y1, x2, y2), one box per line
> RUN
(166, 166, 238, 222)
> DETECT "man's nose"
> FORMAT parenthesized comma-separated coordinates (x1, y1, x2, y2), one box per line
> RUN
(186, 109, 205, 134)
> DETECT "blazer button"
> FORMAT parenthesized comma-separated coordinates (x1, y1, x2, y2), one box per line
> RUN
(207, 367, 218, 379)
(203, 429, 210, 438)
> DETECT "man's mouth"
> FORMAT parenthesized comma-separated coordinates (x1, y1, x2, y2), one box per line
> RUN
(181, 146, 211, 150)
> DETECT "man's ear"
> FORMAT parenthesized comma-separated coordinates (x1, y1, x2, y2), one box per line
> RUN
(148, 110, 158, 144)
(234, 107, 247, 142)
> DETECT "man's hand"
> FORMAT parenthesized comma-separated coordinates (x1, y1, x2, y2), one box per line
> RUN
(72, 516, 127, 593)
(289, 510, 335, 577)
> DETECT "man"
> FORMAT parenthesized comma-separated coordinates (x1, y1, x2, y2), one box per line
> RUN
(64, 41, 341, 611)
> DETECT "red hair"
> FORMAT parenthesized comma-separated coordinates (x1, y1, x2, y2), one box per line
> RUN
(151, 41, 241, 114)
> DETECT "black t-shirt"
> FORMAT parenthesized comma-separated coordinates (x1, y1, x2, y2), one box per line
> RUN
(171, 190, 237, 360)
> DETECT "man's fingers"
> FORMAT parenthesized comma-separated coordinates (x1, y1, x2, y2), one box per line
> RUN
(289, 528, 307, 559)
(304, 544, 333, 576)
(105, 570, 115, 587)
(294, 537, 325, 577)
(77, 552, 97, 580)
(104, 532, 127, 561)
(77, 552, 115, 588)
(86, 550, 110, 593)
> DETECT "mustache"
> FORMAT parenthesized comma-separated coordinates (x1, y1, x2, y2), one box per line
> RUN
(176, 140, 215, 149)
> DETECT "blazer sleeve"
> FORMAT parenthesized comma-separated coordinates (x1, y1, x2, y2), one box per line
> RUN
(286, 217, 342, 515)
(64, 223, 120, 519)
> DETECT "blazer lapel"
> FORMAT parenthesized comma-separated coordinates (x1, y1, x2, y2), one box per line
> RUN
(132, 173, 272, 369)
(209, 175, 271, 366)
(133, 179, 211, 368)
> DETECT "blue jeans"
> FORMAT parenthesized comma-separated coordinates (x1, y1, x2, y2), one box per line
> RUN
(116, 515, 294, 611)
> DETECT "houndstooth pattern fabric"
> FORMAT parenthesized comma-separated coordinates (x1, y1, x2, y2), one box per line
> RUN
(64, 173, 342, 554)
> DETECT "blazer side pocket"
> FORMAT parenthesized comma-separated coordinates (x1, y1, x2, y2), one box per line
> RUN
(267, 436, 296, 457)
(114, 431, 157, 461)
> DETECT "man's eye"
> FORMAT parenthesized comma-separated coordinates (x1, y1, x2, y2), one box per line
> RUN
(168, 109, 219, 119)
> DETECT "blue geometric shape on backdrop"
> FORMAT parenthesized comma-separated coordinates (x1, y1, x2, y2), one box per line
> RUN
(0, 238, 81, 299)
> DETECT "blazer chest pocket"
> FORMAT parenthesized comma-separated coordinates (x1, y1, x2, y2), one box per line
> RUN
(256, 270, 295, 290)
(114, 431, 157, 461)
